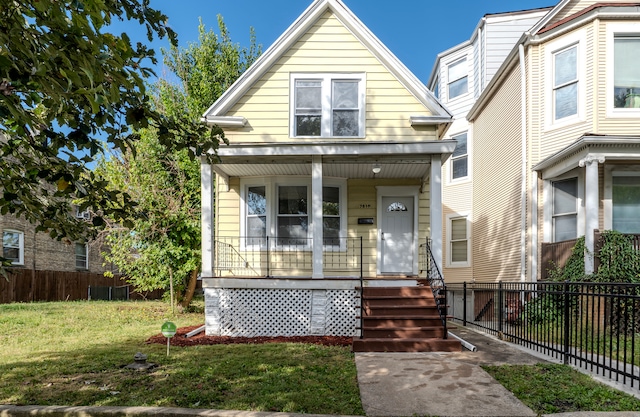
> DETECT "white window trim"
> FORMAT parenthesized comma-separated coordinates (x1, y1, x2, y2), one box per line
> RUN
(606, 23, 640, 119)
(240, 177, 347, 251)
(3, 229, 24, 266)
(446, 57, 469, 102)
(446, 212, 470, 268)
(75, 243, 88, 270)
(542, 170, 585, 243)
(603, 165, 640, 230)
(289, 73, 366, 139)
(544, 31, 586, 131)
(449, 130, 470, 183)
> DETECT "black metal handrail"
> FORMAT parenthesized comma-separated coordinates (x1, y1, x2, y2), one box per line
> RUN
(421, 238, 448, 338)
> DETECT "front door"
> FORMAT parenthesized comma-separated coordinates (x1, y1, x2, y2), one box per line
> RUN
(380, 196, 414, 274)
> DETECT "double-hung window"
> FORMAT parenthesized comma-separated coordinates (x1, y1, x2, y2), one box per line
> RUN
(246, 186, 267, 246)
(277, 185, 309, 246)
(447, 215, 469, 266)
(291, 74, 365, 138)
(552, 178, 578, 242)
(2, 230, 24, 265)
(447, 59, 468, 100)
(323, 186, 340, 246)
(613, 36, 640, 108)
(451, 132, 468, 180)
(75, 243, 88, 269)
(553, 45, 578, 121)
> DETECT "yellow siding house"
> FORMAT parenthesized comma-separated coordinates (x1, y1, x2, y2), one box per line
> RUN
(200, 0, 454, 337)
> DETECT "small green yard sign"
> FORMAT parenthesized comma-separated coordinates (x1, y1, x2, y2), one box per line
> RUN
(161, 321, 177, 338)
(161, 321, 177, 356)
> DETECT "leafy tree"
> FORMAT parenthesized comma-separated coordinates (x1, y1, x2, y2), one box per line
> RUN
(99, 17, 261, 307)
(0, 0, 222, 268)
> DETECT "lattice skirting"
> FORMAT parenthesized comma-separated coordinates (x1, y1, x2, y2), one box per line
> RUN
(204, 288, 358, 337)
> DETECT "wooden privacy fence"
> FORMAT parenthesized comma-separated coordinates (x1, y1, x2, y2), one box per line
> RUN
(0, 269, 163, 303)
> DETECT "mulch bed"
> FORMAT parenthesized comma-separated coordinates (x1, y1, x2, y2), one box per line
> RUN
(145, 325, 353, 347)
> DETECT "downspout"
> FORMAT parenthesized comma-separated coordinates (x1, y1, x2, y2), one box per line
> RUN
(518, 44, 527, 283)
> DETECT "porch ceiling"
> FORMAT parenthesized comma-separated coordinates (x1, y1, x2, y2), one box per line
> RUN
(209, 140, 457, 179)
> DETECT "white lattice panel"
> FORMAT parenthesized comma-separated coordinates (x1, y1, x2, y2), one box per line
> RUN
(205, 287, 358, 337)
(325, 290, 358, 335)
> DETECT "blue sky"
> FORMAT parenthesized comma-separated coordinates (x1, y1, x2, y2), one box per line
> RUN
(117, 0, 554, 84)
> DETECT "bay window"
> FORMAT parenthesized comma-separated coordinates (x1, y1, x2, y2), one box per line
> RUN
(447, 59, 468, 100)
(553, 45, 578, 121)
(552, 178, 578, 242)
(451, 132, 468, 180)
(614, 36, 640, 108)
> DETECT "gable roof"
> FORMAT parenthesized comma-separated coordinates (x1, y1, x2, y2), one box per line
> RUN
(202, 0, 451, 124)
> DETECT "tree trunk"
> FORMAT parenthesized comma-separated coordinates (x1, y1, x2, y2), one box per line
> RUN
(169, 267, 175, 316)
(181, 269, 199, 308)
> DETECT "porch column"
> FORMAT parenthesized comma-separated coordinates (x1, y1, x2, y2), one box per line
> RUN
(311, 155, 323, 278)
(201, 159, 214, 278)
(580, 155, 604, 275)
(430, 155, 443, 273)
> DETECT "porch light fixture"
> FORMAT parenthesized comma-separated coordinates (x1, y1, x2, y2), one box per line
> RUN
(372, 163, 381, 174)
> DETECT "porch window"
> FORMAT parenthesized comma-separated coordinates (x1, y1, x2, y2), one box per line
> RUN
(75, 243, 88, 270)
(614, 36, 640, 108)
(612, 175, 640, 233)
(291, 73, 365, 138)
(447, 58, 468, 100)
(553, 45, 578, 120)
(552, 178, 578, 242)
(451, 132, 468, 180)
(2, 230, 24, 265)
(448, 216, 468, 265)
(277, 185, 308, 246)
(323, 186, 340, 246)
(247, 186, 267, 246)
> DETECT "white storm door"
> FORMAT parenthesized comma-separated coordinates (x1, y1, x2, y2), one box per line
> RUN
(380, 196, 414, 274)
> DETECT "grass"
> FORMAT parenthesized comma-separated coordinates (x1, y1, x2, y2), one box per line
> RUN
(0, 300, 364, 415)
(484, 363, 640, 415)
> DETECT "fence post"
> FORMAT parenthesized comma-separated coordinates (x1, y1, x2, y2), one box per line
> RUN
(563, 280, 571, 365)
(498, 281, 504, 333)
(463, 282, 467, 327)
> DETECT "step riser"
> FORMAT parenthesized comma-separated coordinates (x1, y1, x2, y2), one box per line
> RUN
(352, 339, 462, 353)
(362, 288, 433, 297)
(363, 299, 437, 307)
(364, 307, 437, 315)
(363, 318, 443, 327)
(362, 329, 445, 338)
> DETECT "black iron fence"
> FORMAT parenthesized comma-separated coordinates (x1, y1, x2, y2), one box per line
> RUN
(448, 281, 640, 389)
(213, 236, 363, 277)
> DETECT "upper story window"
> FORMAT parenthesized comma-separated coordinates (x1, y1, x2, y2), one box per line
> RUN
(553, 44, 578, 120)
(613, 36, 640, 109)
(291, 73, 365, 138)
(447, 59, 468, 100)
(552, 178, 578, 242)
(2, 230, 24, 265)
(451, 132, 468, 180)
(432, 74, 440, 99)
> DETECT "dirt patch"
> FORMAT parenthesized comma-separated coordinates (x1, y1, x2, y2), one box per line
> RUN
(146, 325, 353, 347)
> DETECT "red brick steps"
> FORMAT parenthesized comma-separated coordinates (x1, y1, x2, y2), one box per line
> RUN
(352, 286, 461, 353)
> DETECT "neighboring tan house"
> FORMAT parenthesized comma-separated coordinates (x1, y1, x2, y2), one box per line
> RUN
(457, 0, 640, 283)
(1, 210, 111, 274)
(200, 0, 455, 338)
(427, 6, 552, 284)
